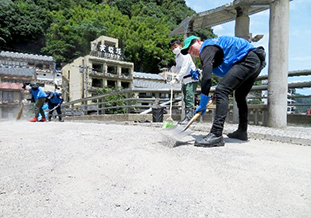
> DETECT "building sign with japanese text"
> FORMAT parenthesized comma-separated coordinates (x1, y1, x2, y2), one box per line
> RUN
(91, 42, 123, 60)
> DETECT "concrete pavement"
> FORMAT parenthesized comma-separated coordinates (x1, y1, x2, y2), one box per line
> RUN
(0, 121, 310, 218)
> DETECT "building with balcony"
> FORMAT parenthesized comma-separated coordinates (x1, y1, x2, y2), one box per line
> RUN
(62, 36, 134, 102)
(0, 51, 61, 120)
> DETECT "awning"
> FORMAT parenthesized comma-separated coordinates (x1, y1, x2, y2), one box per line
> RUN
(0, 82, 23, 90)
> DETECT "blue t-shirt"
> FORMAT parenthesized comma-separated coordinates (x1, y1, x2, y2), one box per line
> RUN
(49, 92, 63, 104)
(30, 87, 47, 100)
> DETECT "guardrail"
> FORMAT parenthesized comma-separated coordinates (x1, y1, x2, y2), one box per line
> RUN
(62, 88, 184, 116)
(62, 69, 311, 126)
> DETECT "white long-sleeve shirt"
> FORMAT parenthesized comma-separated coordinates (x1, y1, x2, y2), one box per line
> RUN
(175, 52, 197, 84)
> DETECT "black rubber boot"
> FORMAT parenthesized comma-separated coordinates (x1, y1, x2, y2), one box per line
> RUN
(227, 130, 248, 141)
(58, 115, 64, 122)
(178, 109, 193, 125)
(227, 122, 248, 141)
(194, 132, 225, 147)
(48, 115, 52, 122)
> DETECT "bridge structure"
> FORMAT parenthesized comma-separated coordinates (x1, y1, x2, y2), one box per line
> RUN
(170, 0, 293, 128)
(56, 0, 311, 144)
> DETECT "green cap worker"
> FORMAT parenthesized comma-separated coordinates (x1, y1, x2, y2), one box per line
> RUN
(181, 35, 266, 147)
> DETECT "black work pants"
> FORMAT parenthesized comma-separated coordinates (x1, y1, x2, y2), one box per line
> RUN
(211, 49, 263, 136)
(48, 103, 62, 117)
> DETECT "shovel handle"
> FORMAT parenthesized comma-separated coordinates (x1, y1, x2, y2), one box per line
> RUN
(182, 99, 214, 132)
(182, 111, 202, 132)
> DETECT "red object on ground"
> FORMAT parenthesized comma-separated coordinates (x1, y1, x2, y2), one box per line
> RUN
(29, 117, 38, 122)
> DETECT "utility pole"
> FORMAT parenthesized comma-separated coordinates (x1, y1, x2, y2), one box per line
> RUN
(79, 61, 92, 99)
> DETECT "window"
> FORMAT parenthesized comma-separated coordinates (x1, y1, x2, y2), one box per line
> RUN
(92, 79, 103, 88)
(28, 62, 35, 67)
(2, 91, 14, 103)
(121, 68, 130, 77)
(92, 63, 103, 73)
(139, 93, 153, 98)
(107, 80, 116, 88)
(107, 65, 117, 74)
(121, 82, 130, 89)
(36, 63, 43, 69)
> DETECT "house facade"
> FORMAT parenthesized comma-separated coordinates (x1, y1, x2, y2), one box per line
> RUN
(0, 51, 59, 120)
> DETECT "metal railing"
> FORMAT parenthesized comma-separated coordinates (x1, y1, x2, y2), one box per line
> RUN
(62, 69, 311, 125)
(62, 88, 184, 116)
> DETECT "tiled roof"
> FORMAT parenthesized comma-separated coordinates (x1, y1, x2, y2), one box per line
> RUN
(0, 51, 54, 62)
(133, 72, 165, 81)
(0, 67, 35, 77)
(0, 82, 23, 90)
(133, 71, 181, 91)
(133, 79, 181, 91)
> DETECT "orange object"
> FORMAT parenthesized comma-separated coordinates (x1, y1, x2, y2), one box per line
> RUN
(29, 117, 38, 122)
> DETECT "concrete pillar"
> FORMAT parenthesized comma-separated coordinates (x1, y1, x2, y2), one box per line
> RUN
(233, 6, 250, 124)
(117, 66, 121, 77)
(235, 6, 250, 40)
(103, 79, 107, 87)
(268, 0, 290, 128)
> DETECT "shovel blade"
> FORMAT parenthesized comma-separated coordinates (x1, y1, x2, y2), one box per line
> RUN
(163, 124, 192, 138)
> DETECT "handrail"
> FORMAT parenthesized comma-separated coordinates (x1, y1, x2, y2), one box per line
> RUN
(257, 69, 311, 81)
(62, 69, 311, 125)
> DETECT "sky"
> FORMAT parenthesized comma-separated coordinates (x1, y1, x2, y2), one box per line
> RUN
(185, 0, 311, 95)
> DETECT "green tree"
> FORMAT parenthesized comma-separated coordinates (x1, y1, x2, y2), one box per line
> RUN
(0, 0, 51, 53)
(1, 0, 215, 74)
(42, 4, 128, 63)
(124, 15, 173, 72)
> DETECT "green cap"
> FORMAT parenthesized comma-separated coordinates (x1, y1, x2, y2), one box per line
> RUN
(181, 35, 200, 55)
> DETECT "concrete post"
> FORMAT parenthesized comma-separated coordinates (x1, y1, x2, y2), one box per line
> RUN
(268, 0, 290, 128)
(235, 6, 250, 40)
(234, 6, 250, 124)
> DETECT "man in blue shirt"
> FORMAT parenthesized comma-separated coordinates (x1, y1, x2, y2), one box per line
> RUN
(181, 35, 266, 147)
(46, 91, 64, 122)
(24, 83, 47, 122)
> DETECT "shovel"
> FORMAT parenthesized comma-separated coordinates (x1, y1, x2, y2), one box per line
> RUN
(166, 98, 214, 137)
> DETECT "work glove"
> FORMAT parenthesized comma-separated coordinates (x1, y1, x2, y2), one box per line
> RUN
(22, 99, 28, 104)
(194, 94, 210, 116)
(190, 69, 199, 81)
(170, 78, 178, 87)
